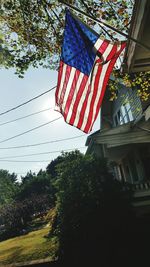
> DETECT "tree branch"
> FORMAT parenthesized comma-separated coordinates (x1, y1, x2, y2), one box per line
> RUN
(42, 4, 58, 37)
(80, 0, 115, 40)
(51, 9, 64, 27)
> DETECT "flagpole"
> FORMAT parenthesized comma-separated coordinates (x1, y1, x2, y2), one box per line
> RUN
(59, 0, 150, 51)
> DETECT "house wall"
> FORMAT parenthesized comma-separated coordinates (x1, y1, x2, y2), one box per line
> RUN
(86, 84, 150, 187)
(86, 143, 104, 159)
(139, 144, 150, 179)
(102, 143, 148, 184)
(123, 149, 146, 183)
(112, 85, 143, 126)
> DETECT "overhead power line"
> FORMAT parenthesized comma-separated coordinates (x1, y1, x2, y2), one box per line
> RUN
(0, 108, 54, 126)
(0, 159, 51, 162)
(0, 147, 86, 162)
(14, 174, 32, 175)
(0, 147, 85, 159)
(0, 86, 56, 117)
(0, 116, 62, 144)
(0, 134, 85, 149)
(60, 0, 150, 51)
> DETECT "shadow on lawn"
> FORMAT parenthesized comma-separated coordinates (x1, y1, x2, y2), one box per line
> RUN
(0, 216, 47, 242)
(1, 247, 24, 265)
(26, 218, 48, 233)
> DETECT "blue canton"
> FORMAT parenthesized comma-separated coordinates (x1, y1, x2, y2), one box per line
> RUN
(61, 10, 99, 76)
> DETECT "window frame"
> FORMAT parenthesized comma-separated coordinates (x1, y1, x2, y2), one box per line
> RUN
(114, 102, 133, 126)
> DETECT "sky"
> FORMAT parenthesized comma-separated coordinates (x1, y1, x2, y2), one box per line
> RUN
(0, 67, 100, 180)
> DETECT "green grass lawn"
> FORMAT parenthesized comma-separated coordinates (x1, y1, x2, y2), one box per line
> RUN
(0, 223, 58, 266)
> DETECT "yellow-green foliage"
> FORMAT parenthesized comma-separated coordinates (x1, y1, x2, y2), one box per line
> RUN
(44, 207, 57, 234)
(109, 70, 150, 101)
(0, 225, 59, 265)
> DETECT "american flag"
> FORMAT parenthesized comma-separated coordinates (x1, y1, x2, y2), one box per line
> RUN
(55, 10, 126, 133)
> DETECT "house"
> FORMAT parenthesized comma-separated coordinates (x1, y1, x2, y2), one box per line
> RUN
(85, 0, 150, 213)
(86, 82, 150, 214)
(124, 0, 150, 73)
(86, 85, 150, 185)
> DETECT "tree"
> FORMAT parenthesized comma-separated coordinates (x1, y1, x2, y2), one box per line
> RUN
(0, 0, 133, 75)
(46, 155, 67, 178)
(53, 151, 134, 266)
(0, 168, 56, 241)
(0, 169, 19, 206)
(1, 1, 149, 100)
(18, 170, 55, 205)
(0, 194, 51, 241)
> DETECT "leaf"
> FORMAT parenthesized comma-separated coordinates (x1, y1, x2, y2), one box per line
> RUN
(118, 7, 124, 15)
(0, 0, 134, 77)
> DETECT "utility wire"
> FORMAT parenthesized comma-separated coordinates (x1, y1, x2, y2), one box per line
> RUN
(0, 147, 86, 162)
(0, 147, 85, 159)
(12, 172, 35, 176)
(80, 0, 115, 41)
(0, 116, 62, 144)
(0, 86, 56, 117)
(0, 159, 52, 162)
(60, 0, 150, 51)
(0, 134, 85, 149)
(0, 108, 54, 126)
(79, 0, 123, 68)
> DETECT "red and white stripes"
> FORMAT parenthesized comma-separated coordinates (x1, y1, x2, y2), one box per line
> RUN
(55, 38, 126, 133)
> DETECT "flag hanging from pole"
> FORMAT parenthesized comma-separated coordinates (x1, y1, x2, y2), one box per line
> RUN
(55, 10, 126, 133)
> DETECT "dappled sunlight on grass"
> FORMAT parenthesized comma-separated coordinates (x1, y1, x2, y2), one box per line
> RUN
(0, 224, 58, 265)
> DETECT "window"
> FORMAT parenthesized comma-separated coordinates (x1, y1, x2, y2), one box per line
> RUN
(118, 164, 125, 182)
(121, 105, 128, 123)
(125, 102, 133, 121)
(114, 102, 133, 126)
